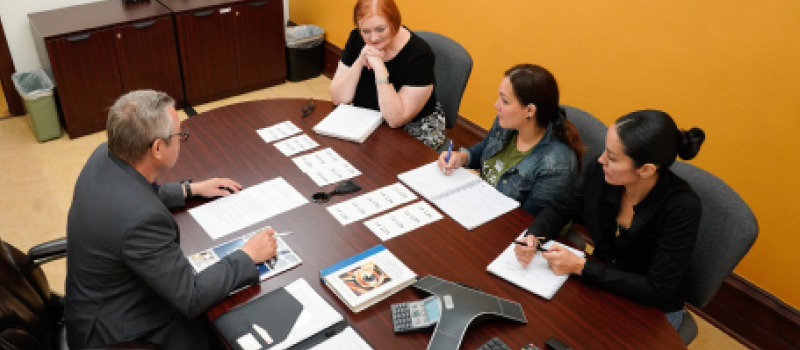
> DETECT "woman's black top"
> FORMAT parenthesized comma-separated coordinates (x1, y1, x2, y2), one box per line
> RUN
(340, 27, 437, 122)
(528, 160, 701, 312)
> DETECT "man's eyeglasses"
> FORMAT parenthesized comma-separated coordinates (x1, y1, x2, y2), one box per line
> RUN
(157, 125, 190, 145)
(301, 99, 315, 118)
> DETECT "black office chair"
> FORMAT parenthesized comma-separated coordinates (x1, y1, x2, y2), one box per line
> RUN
(669, 161, 758, 344)
(561, 105, 607, 248)
(0, 237, 162, 350)
(415, 31, 473, 152)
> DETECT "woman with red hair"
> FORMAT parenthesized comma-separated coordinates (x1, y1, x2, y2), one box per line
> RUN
(330, 0, 445, 149)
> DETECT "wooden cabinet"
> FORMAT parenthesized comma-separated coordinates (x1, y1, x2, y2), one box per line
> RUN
(161, 0, 286, 105)
(29, 1, 184, 138)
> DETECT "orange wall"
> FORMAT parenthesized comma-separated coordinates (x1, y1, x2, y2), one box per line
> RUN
(291, 0, 800, 308)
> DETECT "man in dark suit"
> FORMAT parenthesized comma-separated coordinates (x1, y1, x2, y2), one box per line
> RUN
(65, 90, 278, 350)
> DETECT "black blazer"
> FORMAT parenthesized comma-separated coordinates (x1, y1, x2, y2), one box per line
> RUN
(528, 160, 701, 312)
(65, 143, 259, 350)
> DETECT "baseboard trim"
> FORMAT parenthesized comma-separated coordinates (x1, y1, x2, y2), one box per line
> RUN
(696, 274, 800, 350)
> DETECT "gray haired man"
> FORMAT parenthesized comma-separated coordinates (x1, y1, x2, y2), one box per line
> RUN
(65, 90, 276, 350)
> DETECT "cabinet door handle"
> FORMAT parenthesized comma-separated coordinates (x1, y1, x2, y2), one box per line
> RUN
(249, 0, 269, 7)
(132, 20, 156, 29)
(66, 33, 91, 42)
(193, 9, 215, 17)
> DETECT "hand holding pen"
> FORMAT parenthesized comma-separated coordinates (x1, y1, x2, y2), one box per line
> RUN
(437, 141, 465, 175)
(513, 234, 545, 267)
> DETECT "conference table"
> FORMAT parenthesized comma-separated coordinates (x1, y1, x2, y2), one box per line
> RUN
(158, 99, 687, 350)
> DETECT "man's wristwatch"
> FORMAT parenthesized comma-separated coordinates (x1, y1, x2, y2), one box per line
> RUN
(181, 180, 193, 198)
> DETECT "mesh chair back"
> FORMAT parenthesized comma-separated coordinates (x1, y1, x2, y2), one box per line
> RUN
(670, 162, 758, 308)
(562, 105, 607, 172)
(416, 31, 473, 129)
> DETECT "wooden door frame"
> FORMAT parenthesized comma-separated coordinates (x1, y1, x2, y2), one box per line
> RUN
(0, 16, 25, 116)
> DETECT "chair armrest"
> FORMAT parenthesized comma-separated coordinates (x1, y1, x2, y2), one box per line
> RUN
(84, 341, 163, 350)
(28, 237, 67, 267)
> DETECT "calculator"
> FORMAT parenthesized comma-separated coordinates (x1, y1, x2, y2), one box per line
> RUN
(390, 296, 441, 333)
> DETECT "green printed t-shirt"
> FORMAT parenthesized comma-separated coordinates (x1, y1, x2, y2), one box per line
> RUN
(481, 134, 533, 186)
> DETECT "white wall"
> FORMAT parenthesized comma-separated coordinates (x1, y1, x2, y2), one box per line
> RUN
(0, 0, 291, 72)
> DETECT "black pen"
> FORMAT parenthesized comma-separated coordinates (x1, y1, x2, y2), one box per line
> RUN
(513, 240, 547, 252)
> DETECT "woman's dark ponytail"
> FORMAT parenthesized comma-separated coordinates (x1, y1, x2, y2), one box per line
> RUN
(615, 110, 705, 172)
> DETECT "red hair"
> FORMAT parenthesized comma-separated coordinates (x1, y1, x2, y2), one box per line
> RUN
(353, 0, 402, 35)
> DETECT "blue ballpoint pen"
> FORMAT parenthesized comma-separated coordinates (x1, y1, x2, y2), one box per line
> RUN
(444, 140, 453, 163)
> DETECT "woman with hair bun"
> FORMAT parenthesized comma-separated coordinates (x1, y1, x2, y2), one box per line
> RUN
(514, 109, 705, 330)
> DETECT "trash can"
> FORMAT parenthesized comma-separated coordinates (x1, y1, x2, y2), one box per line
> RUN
(286, 25, 325, 82)
(11, 69, 61, 142)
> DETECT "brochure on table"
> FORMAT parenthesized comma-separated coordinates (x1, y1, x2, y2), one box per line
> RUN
(274, 134, 319, 156)
(188, 231, 301, 282)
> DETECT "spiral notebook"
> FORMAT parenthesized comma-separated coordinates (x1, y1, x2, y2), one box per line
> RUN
(397, 161, 519, 230)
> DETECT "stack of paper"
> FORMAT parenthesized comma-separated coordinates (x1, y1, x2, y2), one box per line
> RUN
(398, 162, 519, 230)
(313, 104, 383, 143)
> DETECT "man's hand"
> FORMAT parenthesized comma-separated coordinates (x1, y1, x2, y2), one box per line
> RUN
(191, 178, 242, 198)
(542, 244, 586, 276)
(241, 228, 278, 264)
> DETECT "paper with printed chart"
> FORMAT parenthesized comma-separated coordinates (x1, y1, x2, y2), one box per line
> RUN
(257, 120, 302, 143)
(291, 148, 362, 187)
(326, 183, 418, 225)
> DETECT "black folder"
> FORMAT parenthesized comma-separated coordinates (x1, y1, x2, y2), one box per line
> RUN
(213, 288, 304, 350)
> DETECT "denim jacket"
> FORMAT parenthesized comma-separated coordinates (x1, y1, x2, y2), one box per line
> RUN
(466, 118, 578, 216)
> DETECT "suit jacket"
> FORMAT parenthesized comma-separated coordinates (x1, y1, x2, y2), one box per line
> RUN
(65, 143, 259, 350)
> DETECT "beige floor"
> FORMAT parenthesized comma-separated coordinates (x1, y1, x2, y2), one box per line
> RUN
(0, 75, 745, 350)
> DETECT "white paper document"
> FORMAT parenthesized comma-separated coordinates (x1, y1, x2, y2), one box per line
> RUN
(274, 134, 319, 156)
(291, 148, 362, 187)
(398, 161, 519, 230)
(364, 201, 443, 241)
(312, 104, 383, 143)
(269, 278, 344, 350)
(327, 183, 418, 225)
(487, 232, 586, 300)
(307, 327, 373, 350)
(189, 177, 309, 239)
(256, 120, 302, 143)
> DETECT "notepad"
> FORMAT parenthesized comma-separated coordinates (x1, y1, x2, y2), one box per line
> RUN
(487, 232, 585, 300)
(397, 161, 519, 230)
(312, 104, 383, 143)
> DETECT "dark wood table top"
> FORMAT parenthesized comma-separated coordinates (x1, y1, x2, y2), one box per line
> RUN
(29, 0, 171, 40)
(158, 99, 687, 350)
(157, 0, 258, 14)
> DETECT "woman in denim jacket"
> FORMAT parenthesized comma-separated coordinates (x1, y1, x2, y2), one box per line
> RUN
(438, 64, 584, 216)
